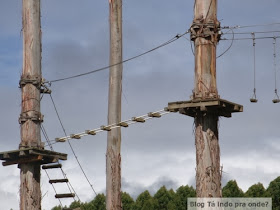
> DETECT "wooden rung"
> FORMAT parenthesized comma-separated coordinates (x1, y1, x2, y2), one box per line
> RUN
(85, 130, 96, 135)
(42, 164, 62, 169)
(70, 134, 81, 139)
(148, 112, 161, 118)
(100, 125, 111, 131)
(55, 193, 75, 199)
(132, 117, 145, 123)
(118, 122, 129, 127)
(49, 179, 68, 184)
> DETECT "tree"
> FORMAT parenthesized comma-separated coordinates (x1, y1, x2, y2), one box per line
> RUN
(153, 186, 174, 210)
(133, 190, 154, 210)
(266, 176, 280, 210)
(69, 201, 82, 209)
(141, 198, 156, 210)
(222, 180, 244, 197)
(51, 206, 63, 210)
(89, 193, 106, 210)
(121, 192, 134, 210)
(174, 185, 196, 210)
(245, 183, 266, 197)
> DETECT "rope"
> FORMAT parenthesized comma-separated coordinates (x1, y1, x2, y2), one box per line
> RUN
(252, 32, 257, 99)
(49, 94, 98, 196)
(45, 31, 189, 84)
(48, 109, 171, 144)
(41, 124, 80, 202)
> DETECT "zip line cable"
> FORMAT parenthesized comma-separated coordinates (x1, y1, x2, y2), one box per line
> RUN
(221, 35, 280, 41)
(45, 31, 189, 84)
(222, 22, 280, 30)
(217, 29, 235, 59)
(223, 30, 280, 35)
(49, 94, 98, 196)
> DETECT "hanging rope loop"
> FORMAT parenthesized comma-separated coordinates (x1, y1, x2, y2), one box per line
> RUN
(250, 33, 258, 103)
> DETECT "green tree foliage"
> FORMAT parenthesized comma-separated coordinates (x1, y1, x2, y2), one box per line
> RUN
(88, 193, 106, 210)
(69, 200, 82, 209)
(121, 192, 134, 210)
(51, 206, 63, 210)
(245, 182, 266, 197)
(153, 186, 175, 210)
(133, 190, 154, 210)
(222, 180, 244, 197)
(266, 176, 280, 210)
(141, 198, 156, 210)
(51, 177, 280, 210)
(174, 185, 196, 210)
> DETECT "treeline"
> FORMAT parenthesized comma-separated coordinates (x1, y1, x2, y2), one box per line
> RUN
(52, 176, 280, 210)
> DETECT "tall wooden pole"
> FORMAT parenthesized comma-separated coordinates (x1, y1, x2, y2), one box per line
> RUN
(19, 0, 43, 209)
(106, 0, 123, 209)
(191, 0, 222, 197)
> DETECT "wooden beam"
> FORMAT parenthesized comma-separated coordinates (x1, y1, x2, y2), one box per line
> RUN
(55, 193, 75, 199)
(49, 179, 68, 184)
(3, 155, 43, 166)
(42, 164, 62, 169)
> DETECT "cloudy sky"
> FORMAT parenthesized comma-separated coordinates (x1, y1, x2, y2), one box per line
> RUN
(1, 0, 280, 209)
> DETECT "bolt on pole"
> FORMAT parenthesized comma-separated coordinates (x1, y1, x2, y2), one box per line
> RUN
(106, 0, 123, 209)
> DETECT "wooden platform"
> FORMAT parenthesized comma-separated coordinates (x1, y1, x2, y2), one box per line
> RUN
(168, 98, 243, 118)
(0, 148, 67, 166)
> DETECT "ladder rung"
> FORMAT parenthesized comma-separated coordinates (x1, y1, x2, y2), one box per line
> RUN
(55, 193, 75, 199)
(49, 179, 68, 184)
(42, 164, 62, 169)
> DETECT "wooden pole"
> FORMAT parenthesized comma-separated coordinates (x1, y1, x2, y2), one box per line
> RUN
(19, 0, 43, 209)
(106, 0, 122, 209)
(191, 0, 222, 197)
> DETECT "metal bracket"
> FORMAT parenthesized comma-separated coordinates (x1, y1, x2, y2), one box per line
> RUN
(190, 20, 221, 41)
(19, 75, 41, 88)
(20, 76, 52, 94)
(19, 111, 44, 124)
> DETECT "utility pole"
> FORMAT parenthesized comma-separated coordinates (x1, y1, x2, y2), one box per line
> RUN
(0, 1, 68, 209)
(19, 0, 43, 209)
(191, 0, 221, 197)
(106, 0, 123, 209)
(168, 0, 242, 198)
